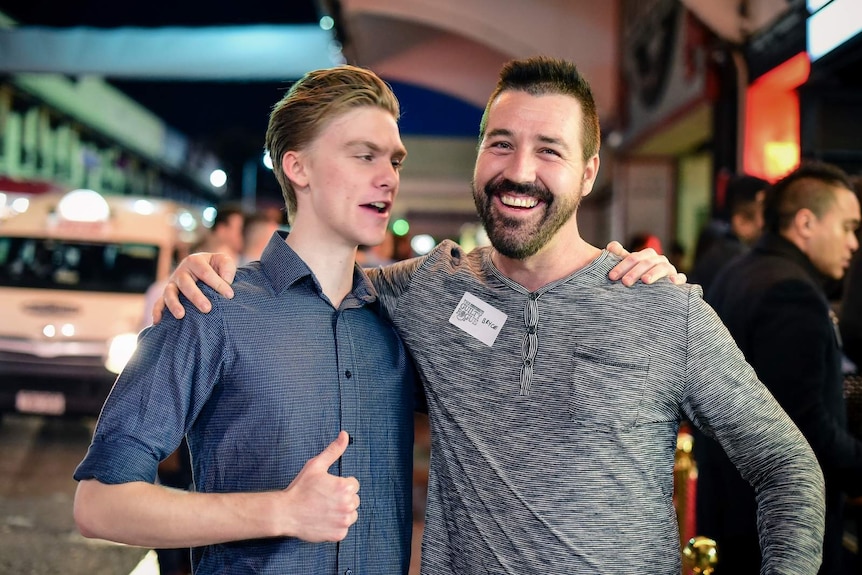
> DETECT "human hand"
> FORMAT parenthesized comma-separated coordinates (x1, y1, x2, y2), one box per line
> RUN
(152, 252, 237, 323)
(279, 431, 359, 542)
(606, 241, 687, 286)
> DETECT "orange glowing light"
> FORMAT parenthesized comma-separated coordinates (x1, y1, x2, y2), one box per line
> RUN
(743, 53, 810, 182)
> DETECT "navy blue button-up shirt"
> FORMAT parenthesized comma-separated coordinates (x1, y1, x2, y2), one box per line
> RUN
(75, 232, 416, 574)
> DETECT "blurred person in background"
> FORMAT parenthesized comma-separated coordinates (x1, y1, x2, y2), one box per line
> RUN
(699, 161, 861, 574)
(200, 204, 246, 261)
(689, 174, 768, 295)
(160, 56, 824, 574)
(239, 213, 281, 265)
(690, 174, 768, 536)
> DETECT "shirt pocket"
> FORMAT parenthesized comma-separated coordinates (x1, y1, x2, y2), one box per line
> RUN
(569, 344, 649, 431)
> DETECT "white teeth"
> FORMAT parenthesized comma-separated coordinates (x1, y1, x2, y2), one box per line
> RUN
(499, 194, 538, 208)
(369, 201, 386, 212)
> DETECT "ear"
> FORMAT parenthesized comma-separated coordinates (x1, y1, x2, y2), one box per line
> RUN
(282, 150, 309, 190)
(580, 154, 601, 198)
(793, 208, 817, 239)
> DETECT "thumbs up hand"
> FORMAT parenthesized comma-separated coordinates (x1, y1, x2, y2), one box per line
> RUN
(279, 431, 360, 542)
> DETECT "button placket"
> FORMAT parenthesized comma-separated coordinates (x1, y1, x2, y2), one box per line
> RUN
(520, 293, 540, 395)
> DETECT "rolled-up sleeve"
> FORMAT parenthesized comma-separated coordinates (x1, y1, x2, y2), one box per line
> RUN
(74, 289, 226, 485)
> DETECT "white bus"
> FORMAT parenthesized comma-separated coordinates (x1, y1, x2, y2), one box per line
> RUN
(0, 189, 204, 418)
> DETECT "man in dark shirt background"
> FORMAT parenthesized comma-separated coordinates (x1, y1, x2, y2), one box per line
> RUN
(697, 161, 861, 574)
(689, 173, 768, 295)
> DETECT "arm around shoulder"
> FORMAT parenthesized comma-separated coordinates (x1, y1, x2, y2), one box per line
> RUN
(153, 252, 238, 323)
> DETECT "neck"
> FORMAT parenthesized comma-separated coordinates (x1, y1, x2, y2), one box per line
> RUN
(285, 225, 357, 308)
(491, 236, 601, 292)
(778, 229, 810, 256)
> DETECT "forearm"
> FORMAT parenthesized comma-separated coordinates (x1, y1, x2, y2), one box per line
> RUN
(685, 295, 824, 572)
(705, 386, 825, 572)
(754, 431, 825, 573)
(74, 480, 282, 548)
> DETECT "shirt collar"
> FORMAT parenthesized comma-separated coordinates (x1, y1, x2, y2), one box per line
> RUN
(258, 230, 378, 305)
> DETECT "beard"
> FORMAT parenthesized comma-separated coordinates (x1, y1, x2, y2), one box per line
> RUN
(473, 176, 582, 259)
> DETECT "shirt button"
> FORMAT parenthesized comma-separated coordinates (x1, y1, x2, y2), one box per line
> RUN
(524, 359, 532, 367)
(345, 370, 352, 379)
(345, 569, 353, 575)
(527, 326, 537, 334)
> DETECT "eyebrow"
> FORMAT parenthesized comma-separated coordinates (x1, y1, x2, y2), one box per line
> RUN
(345, 140, 407, 159)
(484, 128, 570, 152)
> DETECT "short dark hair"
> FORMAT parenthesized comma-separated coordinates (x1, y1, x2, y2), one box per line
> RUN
(725, 175, 768, 219)
(764, 161, 854, 234)
(479, 56, 600, 161)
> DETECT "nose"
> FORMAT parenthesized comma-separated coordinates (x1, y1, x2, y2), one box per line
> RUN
(502, 149, 537, 184)
(850, 231, 860, 253)
(376, 162, 399, 192)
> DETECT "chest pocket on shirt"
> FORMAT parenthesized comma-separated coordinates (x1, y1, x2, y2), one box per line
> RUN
(569, 345, 649, 431)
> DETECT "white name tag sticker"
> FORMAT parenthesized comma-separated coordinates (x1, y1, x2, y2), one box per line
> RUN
(448, 292, 508, 347)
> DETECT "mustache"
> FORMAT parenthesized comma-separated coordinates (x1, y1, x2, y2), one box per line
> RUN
(484, 178, 552, 202)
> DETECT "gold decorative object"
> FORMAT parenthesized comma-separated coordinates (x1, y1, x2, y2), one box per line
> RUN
(682, 536, 718, 574)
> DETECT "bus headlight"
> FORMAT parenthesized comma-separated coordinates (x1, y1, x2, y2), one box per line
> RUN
(105, 333, 139, 374)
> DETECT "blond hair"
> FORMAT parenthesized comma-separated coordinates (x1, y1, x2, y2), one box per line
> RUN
(265, 65, 400, 222)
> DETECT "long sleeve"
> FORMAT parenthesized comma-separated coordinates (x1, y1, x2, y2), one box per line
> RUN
(682, 289, 825, 574)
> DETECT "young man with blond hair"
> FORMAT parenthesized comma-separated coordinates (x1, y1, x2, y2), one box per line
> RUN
(74, 65, 417, 574)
